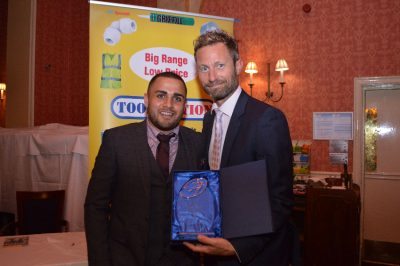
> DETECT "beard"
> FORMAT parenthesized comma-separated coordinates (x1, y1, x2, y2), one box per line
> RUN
(202, 71, 239, 102)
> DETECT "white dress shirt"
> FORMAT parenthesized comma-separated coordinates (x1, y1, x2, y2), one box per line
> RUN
(208, 86, 242, 169)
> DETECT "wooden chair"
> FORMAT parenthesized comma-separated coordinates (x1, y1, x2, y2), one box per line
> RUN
(16, 190, 68, 235)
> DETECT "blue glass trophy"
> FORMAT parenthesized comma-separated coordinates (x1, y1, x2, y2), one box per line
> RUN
(171, 171, 221, 241)
(171, 160, 273, 241)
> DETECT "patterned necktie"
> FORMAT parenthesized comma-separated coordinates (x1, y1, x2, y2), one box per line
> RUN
(156, 133, 175, 178)
(210, 109, 223, 170)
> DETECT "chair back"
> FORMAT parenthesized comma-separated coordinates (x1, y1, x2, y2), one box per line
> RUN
(16, 190, 66, 234)
(0, 212, 16, 236)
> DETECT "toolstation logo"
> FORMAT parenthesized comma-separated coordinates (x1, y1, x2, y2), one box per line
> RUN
(111, 96, 213, 120)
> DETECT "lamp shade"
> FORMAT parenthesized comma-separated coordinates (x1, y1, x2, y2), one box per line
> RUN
(245, 61, 258, 74)
(275, 59, 289, 72)
(0, 83, 5, 100)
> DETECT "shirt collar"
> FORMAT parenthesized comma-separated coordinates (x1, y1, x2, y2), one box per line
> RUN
(211, 86, 242, 117)
(146, 118, 179, 141)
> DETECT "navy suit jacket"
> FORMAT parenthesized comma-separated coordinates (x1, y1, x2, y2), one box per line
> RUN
(84, 121, 202, 266)
(202, 90, 293, 265)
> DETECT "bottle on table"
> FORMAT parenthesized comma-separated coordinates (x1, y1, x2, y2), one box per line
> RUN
(341, 162, 352, 189)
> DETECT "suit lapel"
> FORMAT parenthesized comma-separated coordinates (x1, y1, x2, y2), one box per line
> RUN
(172, 128, 196, 172)
(134, 121, 153, 197)
(202, 111, 214, 163)
(220, 91, 248, 168)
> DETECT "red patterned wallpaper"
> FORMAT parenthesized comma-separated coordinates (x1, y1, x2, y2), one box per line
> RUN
(200, 0, 400, 172)
(35, 0, 90, 126)
(34, 0, 156, 127)
(21, 0, 400, 171)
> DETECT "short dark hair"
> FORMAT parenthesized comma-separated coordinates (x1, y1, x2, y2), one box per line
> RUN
(193, 30, 239, 63)
(147, 71, 187, 95)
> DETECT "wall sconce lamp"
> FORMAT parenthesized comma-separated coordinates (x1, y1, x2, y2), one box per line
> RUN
(245, 61, 258, 96)
(245, 59, 289, 102)
(0, 83, 6, 101)
(267, 59, 289, 102)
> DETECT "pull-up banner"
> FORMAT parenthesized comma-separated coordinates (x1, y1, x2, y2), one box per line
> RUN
(89, 1, 234, 170)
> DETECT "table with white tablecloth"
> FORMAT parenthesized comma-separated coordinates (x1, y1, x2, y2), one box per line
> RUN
(0, 232, 87, 266)
(0, 124, 89, 231)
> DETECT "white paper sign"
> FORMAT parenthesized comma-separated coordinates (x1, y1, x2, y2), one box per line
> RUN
(313, 112, 353, 140)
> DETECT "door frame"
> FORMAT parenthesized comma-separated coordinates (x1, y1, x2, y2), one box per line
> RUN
(353, 76, 400, 262)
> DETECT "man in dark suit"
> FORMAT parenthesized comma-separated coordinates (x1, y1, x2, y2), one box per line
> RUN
(85, 72, 202, 266)
(183, 31, 294, 265)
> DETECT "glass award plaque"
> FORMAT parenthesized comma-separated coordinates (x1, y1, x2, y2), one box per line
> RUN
(171, 160, 273, 241)
(171, 171, 222, 241)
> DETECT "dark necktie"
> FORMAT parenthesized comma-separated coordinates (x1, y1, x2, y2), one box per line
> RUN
(156, 133, 175, 178)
